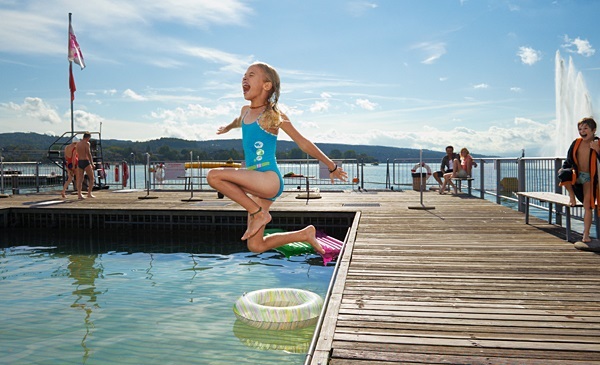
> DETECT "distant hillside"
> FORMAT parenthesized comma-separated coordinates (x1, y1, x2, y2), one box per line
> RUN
(0, 132, 470, 162)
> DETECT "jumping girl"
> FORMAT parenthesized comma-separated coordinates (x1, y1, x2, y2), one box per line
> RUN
(207, 62, 348, 254)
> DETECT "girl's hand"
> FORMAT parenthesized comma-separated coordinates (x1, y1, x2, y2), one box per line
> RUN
(216, 125, 229, 135)
(329, 165, 348, 183)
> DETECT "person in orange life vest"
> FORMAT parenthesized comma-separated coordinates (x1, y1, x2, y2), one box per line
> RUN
(61, 139, 79, 198)
(558, 117, 600, 243)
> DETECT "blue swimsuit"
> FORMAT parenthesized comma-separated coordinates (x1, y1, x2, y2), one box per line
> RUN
(242, 112, 284, 201)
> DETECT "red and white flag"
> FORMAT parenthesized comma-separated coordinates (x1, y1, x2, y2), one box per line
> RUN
(69, 64, 76, 101)
(68, 24, 85, 70)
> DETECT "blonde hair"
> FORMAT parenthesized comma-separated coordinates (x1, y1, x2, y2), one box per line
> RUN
(251, 62, 282, 129)
(460, 147, 470, 155)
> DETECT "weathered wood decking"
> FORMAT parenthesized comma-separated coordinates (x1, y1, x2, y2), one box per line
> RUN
(1, 188, 599, 364)
(310, 191, 600, 364)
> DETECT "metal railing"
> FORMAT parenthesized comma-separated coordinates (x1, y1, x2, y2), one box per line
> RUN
(1, 154, 580, 229)
(0, 161, 64, 194)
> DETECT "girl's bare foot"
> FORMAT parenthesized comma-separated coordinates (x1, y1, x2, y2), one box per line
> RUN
(569, 196, 577, 207)
(242, 207, 271, 240)
(61, 192, 66, 198)
(87, 194, 96, 198)
(301, 225, 325, 255)
(582, 234, 592, 243)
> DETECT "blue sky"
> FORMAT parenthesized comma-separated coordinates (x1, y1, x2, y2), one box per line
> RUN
(1, 0, 598, 157)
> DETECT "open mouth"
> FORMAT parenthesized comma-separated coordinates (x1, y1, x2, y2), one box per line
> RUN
(242, 83, 250, 93)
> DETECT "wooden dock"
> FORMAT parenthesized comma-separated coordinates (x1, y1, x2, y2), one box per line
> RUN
(1, 188, 599, 364)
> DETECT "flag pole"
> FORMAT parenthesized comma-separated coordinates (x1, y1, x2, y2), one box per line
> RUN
(68, 13, 74, 138)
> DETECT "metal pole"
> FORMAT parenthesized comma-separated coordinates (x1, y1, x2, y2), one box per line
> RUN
(408, 149, 434, 210)
(419, 149, 424, 204)
(68, 13, 74, 139)
(189, 151, 194, 197)
(0, 148, 4, 194)
(182, 151, 202, 202)
(129, 153, 133, 189)
(138, 152, 158, 200)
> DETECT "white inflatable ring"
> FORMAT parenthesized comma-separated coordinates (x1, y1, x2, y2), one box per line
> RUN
(233, 288, 323, 331)
(411, 162, 432, 177)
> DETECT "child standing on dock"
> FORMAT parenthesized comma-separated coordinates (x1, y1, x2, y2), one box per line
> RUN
(558, 117, 600, 243)
(60, 139, 78, 198)
(208, 62, 347, 253)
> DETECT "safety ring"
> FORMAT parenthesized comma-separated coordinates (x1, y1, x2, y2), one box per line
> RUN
(411, 162, 432, 177)
(233, 288, 323, 331)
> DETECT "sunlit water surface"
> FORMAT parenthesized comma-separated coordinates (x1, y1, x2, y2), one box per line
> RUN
(0, 230, 334, 365)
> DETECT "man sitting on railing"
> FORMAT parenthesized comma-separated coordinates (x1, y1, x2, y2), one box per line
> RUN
(432, 146, 459, 191)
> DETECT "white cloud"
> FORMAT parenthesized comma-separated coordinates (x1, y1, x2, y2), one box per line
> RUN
(510, 87, 522, 92)
(356, 98, 377, 110)
(412, 42, 447, 65)
(310, 116, 552, 156)
(346, 1, 378, 17)
(150, 103, 234, 125)
(71, 109, 104, 131)
(517, 46, 542, 65)
(562, 35, 595, 57)
(309, 100, 330, 113)
(122, 89, 147, 101)
(473, 83, 489, 89)
(2, 97, 62, 124)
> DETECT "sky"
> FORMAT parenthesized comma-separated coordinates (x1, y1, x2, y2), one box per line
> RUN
(1, 0, 599, 157)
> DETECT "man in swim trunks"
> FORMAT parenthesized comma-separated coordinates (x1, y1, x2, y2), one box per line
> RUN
(558, 117, 600, 243)
(75, 132, 96, 199)
(60, 139, 78, 198)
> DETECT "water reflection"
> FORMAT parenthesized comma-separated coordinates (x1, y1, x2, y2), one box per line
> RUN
(68, 254, 102, 363)
(233, 320, 315, 354)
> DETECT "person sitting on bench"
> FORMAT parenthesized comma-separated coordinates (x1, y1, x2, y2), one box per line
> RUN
(558, 117, 600, 243)
(432, 145, 459, 190)
(441, 147, 476, 194)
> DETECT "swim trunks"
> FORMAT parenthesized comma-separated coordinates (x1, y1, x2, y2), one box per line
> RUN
(78, 159, 90, 169)
(577, 171, 591, 184)
(242, 112, 284, 201)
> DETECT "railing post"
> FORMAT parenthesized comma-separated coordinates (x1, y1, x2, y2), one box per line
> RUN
(495, 159, 502, 205)
(35, 162, 40, 193)
(385, 158, 390, 189)
(517, 158, 526, 213)
(554, 158, 563, 225)
(0, 149, 4, 194)
(479, 159, 485, 199)
(360, 159, 364, 190)
(554, 158, 562, 194)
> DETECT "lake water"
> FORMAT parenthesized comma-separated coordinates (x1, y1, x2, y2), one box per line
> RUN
(0, 229, 335, 365)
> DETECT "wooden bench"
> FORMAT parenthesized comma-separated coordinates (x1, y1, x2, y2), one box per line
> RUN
(516, 191, 599, 242)
(452, 177, 474, 195)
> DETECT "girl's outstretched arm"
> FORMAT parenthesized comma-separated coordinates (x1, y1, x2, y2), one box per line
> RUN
(279, 117, 348, 182)
(216, 115, 242, 135)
